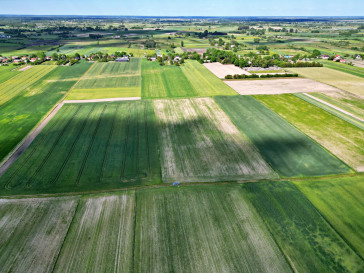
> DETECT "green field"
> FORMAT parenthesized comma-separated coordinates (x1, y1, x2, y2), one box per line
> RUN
(242, 181, 364, 273)
(288, 67, 364, 97)
(153, 98, 277, 182)
(0, 65, 56, 105)
(215, 96, 350, 177)
(68, 59, 142, 99)
(257, 94, 363, 172)
(135, 185, 291, 273)
(295, 175, 364, 258)
(180, 60, 237, 96)
(0, 62, 92, 161)
(295, 93, 364, 130)
(141, 60, 196, 98)
(309, 91, 364, 120)
(53, 192, 135, 273)
(85, 58, 141, 76)
(0, 197, 78, 273)
(320, 60, 364, 78)
(0, 64, 20, 84)
(0, 101, 161, 195)
(141, 60, 237, 99)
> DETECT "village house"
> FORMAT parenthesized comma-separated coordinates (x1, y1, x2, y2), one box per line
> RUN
(333, 54, 340, 61)
(340, 59, 346, 63)
(174, 56, 181, 62)
(21, 56, 28, 60)
(115, 56, 129, 62)
(321, 54, 330, 60)
(30, 58, 37, 62)
(356, 55, 362, 60)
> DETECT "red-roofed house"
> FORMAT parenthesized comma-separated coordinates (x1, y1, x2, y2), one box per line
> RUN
(30, 58, 37, 62)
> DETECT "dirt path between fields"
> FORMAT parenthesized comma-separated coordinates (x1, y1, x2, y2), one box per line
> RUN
(303, 93, 364, 122)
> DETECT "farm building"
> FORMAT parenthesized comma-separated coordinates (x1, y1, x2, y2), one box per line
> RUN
(115, 56, 129, 62)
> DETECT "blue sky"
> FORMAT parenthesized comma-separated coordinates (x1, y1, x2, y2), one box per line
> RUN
(1, 0, 363, 16)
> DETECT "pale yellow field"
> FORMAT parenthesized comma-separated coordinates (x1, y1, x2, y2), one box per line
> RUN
(288, 67, 364, 98)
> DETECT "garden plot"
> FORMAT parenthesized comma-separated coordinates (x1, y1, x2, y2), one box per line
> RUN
(153, 98, 277, 182)
(224, 78, 340, 95)
(135, 186, 291, 273)
(257, 94, 364, 172)
(53, 192, 135, 273)
(215, 96, 350, 177)
(0, 197, 78, 273)
(203, 62, 251, 78)
(0, 100, 161, 195)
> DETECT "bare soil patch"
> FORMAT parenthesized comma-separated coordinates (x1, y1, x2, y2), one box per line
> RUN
(203, 62, 251, 78)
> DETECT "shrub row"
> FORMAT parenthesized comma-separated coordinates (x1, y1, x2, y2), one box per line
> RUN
(225, 73, 299, 79)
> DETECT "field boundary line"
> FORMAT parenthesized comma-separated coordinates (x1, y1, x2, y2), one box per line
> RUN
(64, 97, 141, 103)
(302, 93, 364, 122)
(0, 62, 96, 177)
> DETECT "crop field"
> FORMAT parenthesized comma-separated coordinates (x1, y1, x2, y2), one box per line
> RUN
(181, 60, 237, 96)
(288, 67, 364, 97)
(153, 98, 277, 182)
(85, 58, 141, 76)
(68, 60, 142, 99)
(54, 192, 135, 273)
(295, 93, 364, 130)
(203, 62, 251, 78)
(242, 181, 364, 273)
(0, 197, 78, 273)
(295, 175, 364, 258)
(0, 100, 161, 195)
(0, 63, 92, 162)
(141, 60, 196, 98)
(0, 65, 56, 105)
(0, 64, 19, 84)
(320, 60, 364, 78)
(309, 91, 364, 120)
(215, 96, 350, 177)
(256, 94, 363, 172)
(224, 78, 340, 95)
(135, 186, 291, 273)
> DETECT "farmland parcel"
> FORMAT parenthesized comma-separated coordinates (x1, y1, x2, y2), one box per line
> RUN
(256, 94, 364, 172)
(215, 96, 350, 177)
(288, 67, 364, 97)
(0, 100, 160, 195)
(242, 181, 364, 273)
(135, 186, 291, 273)
(153, 98, 277, 182)
(0, 62, 93, 161)
(295, 176, 364, 258)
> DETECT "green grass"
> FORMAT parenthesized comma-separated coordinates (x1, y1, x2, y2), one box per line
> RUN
(53, 192, 135, 273)
(0, 64, 20, 84)
(309, 92, 364, 120)
(0, 100, 161, 195)
(242, 181, 364, 273)
(153, 98, 277, 183)
(215, 96, 350, 177)
(319, 60, 364, 78)
(295, 93, 364, 130)
(0, 196, 78, 273)
(294, 175, 364, 259)
(0, 63, 93, 161)
(0, 65, 56, 105)
(135, 185, 291, 273)
(256, 94, 363, 172)
(67, 87, 141, 99)
(181, 60, 237, 96)
(141, 60, 196, 98)
(85, 58, 141, 77)
(75, 75, 141, 89)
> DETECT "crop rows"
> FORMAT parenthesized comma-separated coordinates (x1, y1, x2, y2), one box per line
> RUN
(85, 58, 141, 77)
(215, 95, 350, 177)
(0, 101, 161, 195)
(153, 98, 277, 182)
(257, 94, 364, 172)
(242, 181, 364, 273)
(0, 65, 56, 105)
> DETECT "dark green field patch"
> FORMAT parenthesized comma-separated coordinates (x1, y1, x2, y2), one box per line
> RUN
(215, 95, 350, 177)
(242, 181, 364, 273)
(0, 101, 161, 195)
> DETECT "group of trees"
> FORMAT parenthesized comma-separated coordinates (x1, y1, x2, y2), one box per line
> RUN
(225, 73, 299, 79)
